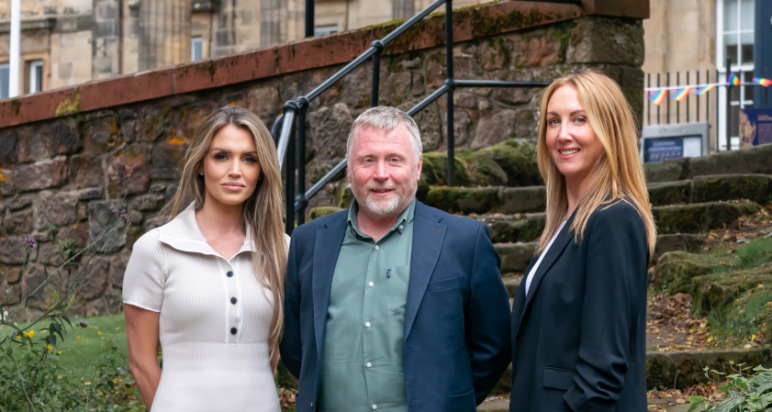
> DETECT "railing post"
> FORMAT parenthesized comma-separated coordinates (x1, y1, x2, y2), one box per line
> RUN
(296, 97, 310, 226)
(372, 41, 384, 107)
(725, 57, 732, 151)
(445, 0, 455, 187)
(284, 103, 299, 234)
(305, 0, 315, 38)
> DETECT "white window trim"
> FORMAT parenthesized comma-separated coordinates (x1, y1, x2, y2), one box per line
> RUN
(315, 24, 339, 37)
(716, 0, 754, 151)
(29, 60, 44, 94)
(0, 63, 9, 100)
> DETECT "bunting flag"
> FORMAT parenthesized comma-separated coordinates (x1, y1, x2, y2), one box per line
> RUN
(696, 84, 716, 96)
(672, 87, 691, 102)
(729, 73, 741, 86)
(754, 77, 771, 87)
(650, 89, 668, 106)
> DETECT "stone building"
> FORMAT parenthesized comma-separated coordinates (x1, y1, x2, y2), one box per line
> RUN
(642, 0, 761, 151)
(0, 0, 488, 98)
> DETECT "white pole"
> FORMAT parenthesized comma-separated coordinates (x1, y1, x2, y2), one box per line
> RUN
(9, 0, 21, 98)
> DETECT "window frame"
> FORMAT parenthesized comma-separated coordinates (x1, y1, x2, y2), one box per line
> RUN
(28, 60, 44, 94)
(0, 62, 9, 100)
(716, 0, 754, 151)
(314, 24, 339, 37)
(191, 36, 203, 62)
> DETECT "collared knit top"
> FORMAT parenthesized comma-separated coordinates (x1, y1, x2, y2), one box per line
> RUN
(123, 203, 289, 412)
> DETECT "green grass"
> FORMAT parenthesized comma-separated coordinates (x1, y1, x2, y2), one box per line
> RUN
(20, 313, 129, 381)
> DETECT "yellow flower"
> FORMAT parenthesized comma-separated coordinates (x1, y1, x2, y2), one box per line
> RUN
(89, 326, 94, 330)
(98, 331, 102, 335)
(101, 337, 105, 340)
(75, 335, 81, 340)
(22, 330, 34, 339)
(47, 345, 53, 352)
(57, 351, 62, 355)
(57, 375, 62, 379)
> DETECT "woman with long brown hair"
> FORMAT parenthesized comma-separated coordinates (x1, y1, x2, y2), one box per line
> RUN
(509, 71, 656, 412)
(123, 106, 288, 411)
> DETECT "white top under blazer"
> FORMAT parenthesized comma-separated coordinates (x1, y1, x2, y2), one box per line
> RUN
(123, 203, 289, 412)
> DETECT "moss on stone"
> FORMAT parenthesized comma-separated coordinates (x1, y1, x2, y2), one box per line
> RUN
(653, 201, 758, 234)
(693, 175, 771, 204)
(309, 206, 344, 221)
(550, 20, 577, 61)
(10, 99, 21, 115)
(421, 152, 471, 188)
(475, 140, 541, 187)
(691, 267, 772, 317)
(489, 213, 545, 243)
(652, 251, 739, 295)
(426, 186, 499, 214)
(55, 88, 81, 117)
(338, 184, 354, 209)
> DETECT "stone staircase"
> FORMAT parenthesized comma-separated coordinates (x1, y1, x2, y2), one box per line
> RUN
(306, 141, 772, 409)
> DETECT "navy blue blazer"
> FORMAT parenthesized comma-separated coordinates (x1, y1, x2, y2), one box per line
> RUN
(281, 201, 512, 412)
(509, 200, 649, 412)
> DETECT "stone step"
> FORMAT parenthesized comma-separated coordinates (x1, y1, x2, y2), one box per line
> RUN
(490, 348, 771, 399)
(422, 174, 771, 216)
(645, 143, 772, 183)
(478, 398, 697, 412)
(472, 201, 760, 244)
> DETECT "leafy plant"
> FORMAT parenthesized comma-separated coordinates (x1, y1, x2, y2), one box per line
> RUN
(0, 203, 142, 411)
(688, 363, 772, 411)
(55, 239, 83, 262)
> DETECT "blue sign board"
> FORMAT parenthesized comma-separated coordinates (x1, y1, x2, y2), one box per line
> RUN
(643, 135, 704, 163)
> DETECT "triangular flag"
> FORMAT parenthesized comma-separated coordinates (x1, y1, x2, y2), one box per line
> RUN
(696, 84, 716, 96)
(729, 73, 741, 86)
(650, 89, 667, 105)
(672, 87, 691, 102)
(754, 77, 771, 87)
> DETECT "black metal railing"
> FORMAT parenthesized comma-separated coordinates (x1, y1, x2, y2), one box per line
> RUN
(644, 57, 772, 153)
(274, 0, 550, 234)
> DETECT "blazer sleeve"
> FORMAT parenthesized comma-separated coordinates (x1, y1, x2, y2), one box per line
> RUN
(563, 204, 648, 412)
(280, 234, 303, 378)
(466, 223, 513, 405)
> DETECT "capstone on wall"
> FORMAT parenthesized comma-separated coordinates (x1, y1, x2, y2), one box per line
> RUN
(0, 9, 644, 321)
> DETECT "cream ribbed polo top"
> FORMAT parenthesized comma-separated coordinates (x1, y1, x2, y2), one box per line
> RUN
(123, 203, 289, 412)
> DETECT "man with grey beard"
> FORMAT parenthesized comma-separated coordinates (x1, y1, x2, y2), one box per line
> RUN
(281, 106, 511, 412)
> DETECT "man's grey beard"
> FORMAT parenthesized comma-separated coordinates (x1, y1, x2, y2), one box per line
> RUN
(354, 180, 417, 217)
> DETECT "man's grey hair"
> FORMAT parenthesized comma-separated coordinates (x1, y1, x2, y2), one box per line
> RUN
(346, 106, 423, 164)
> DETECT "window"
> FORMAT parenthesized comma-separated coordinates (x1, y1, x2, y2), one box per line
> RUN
(0, 64, 9, 99)
(393, 0, 415, 20)
(28, 60, 43, 94)
(717, 0, 754, 150)
(314, 25, 338, 37)
(191, 37, 203, 62)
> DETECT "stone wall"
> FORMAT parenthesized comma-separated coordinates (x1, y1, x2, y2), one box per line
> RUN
(0, 1, 646, 321)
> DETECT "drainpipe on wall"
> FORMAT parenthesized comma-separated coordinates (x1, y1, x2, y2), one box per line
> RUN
(9, 0, 20, 97)
(305, 0, 314, 38)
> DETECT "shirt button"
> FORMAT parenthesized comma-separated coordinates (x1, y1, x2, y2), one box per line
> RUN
(367, 362, 372, 368)
(227, 271, 234, 277)
(230, 327, 237, 335)
(365, 322, 371, 328)
(369, 282, 374, 287)
(399, 225, 404, 230)
(372, 405, 377, 410)
(231, 297, 237, 304)
(374, 245, 379, 250)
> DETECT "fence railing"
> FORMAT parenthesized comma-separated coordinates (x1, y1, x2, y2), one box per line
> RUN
(272, 0, 550, 234)
(645, 58, 772, 153)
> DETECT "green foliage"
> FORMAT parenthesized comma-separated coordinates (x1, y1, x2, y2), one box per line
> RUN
(56, 239, 83, 262)
(1, 202, 143, 411)
(688, 364, 772, 411)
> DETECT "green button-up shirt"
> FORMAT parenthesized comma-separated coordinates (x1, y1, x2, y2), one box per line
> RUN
(318, 199, 416, 412)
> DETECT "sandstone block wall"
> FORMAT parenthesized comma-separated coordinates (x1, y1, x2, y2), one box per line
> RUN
(0, 2, 645, 320)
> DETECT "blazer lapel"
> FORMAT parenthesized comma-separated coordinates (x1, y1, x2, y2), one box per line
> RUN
(312, 215, 348, 358)
(404, 203, 446, 340)
(516, 215, 576, 329)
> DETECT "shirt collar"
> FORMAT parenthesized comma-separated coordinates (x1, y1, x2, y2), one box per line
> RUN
(347, 198, 417, 239)
(158, 201, 256, 258)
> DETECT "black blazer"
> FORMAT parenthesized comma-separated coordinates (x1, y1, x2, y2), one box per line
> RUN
(509, 200, 649, 412)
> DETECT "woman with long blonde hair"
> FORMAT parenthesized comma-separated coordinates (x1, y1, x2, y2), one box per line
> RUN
(509, 71, 656, 412)
(123, 106, 288, 411)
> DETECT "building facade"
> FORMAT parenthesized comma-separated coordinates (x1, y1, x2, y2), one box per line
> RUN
(642, 0, 760, 151)
(0, 0, 487, 99)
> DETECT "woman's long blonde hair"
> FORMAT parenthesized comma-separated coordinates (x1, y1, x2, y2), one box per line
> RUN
(163, 105, 287, 355)
(536, 71, 657, 255)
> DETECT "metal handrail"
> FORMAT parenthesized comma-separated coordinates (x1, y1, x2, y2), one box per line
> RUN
(275, 0, 551, 233)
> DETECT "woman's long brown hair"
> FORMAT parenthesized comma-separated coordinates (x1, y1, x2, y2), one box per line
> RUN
(536, 71, 657, 255)
(162, 105, 287, 356)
